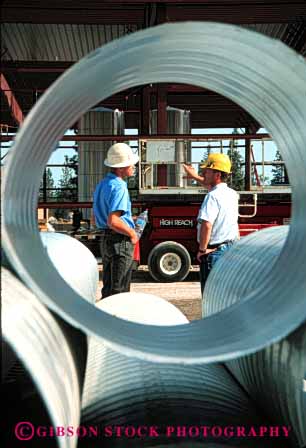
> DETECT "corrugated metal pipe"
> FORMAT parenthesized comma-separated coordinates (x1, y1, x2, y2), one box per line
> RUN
(2, 233, 99, 447)
(2, 22, 306, 363)
(2, 267, 80, 448)
(39, 232, 99, 304)
(204, 226, 306, 447)
(80, 293, 279, 448)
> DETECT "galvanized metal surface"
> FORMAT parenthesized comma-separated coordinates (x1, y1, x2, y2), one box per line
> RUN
(2, 22, 306, 363)
(2, 268, 80, 448)
(204, 226, 306, 447)
(78, 109, 125, 209)
(81, 294, 273, 448)
(204, 226, 289, 317)
(40, 231, 98, 303)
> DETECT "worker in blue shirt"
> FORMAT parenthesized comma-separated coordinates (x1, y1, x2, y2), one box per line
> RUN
(93, 143, 139, 299)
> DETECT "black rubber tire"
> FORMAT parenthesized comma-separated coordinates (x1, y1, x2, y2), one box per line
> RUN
(148, 241, 191, 282)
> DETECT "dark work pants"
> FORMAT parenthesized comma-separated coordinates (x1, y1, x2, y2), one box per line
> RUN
(99, 233, 134, 299)
(200, 242, 234, 298)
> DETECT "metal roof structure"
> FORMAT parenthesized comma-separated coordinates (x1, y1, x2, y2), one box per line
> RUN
(1, 1, 306, 132)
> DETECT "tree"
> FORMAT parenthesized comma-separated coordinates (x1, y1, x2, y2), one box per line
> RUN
(228, 129, 244, 191)
(198, 145, 211, 177)
(39, 167, 55, 201)
(57, 154, 78, 201)
(271, 149, 285, 185)
(55, 154, 78, 218)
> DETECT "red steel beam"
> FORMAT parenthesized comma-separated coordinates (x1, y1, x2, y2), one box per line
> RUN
(3, 1, 303, 24)
(166, 4, 306, 24)
(157, 85, 167, 134)
(0, 133, 271, 142)
(140, 86, 150, 134)
(1, 62, 72, 73)
(0, 73, 24, 126)
(38, 202, 93, 209)
(82, 1, 302, 3)
(1, 5, 145, 24)
(37, 201, 146, 209)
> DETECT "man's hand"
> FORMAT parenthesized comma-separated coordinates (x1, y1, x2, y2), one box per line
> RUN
(183, 164, 197, 178)
(183, 164, 204, 184)
(197, 248, 217, 263)
(108, 212, 138, 244)
(130, 230, 138, 245)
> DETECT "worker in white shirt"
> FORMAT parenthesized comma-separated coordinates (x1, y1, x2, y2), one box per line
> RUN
(183, 153, 239, 296)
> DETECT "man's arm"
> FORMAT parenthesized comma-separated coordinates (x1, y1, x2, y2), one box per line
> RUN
(183, 164, 204, 185)
(108, 211, 138, 244)
(197, 220, 216, 262)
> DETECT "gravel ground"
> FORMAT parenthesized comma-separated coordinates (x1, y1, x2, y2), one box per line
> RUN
(96, 265, 202, 321)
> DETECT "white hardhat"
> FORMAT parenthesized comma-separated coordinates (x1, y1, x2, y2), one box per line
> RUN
(104, 143, 139, 168)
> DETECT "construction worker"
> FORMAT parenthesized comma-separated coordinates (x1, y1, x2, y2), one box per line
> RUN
(93, 143, 139, 299)
(183, 153, 239, 296)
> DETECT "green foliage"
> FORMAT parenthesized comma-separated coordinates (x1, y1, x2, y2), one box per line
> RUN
(198, 145, 211, 175)
(55, 153, 78, 219)
(228, 146, 244, 191)
(39, 167, 55, 200)
(199, 132, 244, 191)
(228, 129, 244, 191)
(271, 149, 285, 185)
(57, 155, 78, 201)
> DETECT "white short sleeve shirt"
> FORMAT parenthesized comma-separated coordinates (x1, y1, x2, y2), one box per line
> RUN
(197, 183, 239, 244)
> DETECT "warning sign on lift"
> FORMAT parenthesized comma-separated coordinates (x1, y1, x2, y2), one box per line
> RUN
(159, 219, 194, 227)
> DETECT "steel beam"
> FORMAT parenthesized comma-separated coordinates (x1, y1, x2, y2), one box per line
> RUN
(1, 4, 145, 25)
(2, 1, 305, 25)
(166, 3, 306, 24)
(0, 133, 271, 142)
(245, 127, 252, 191)
(140, 86, 150, 134)
(0, 73, 24, 126)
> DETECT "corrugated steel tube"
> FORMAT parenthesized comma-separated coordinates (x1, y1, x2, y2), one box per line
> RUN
(39, 231, 99, 391)
(39, 232, 99, 304)
(80, 294, 278, 448)
(204, 226, 306, 447)
(2, 235, 98, 447)
(2, 267, 80, 448)
(2, 22, 306, 362)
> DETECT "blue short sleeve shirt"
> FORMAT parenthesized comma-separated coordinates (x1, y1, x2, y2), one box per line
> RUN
(93, 173, 135, 229)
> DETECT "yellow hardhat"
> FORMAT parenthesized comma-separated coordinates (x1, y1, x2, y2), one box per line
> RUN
(200, 153, 231, 173)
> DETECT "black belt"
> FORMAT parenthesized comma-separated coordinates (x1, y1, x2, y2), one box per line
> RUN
(98, 228, 115, 235)
(208, 240, 234, 249)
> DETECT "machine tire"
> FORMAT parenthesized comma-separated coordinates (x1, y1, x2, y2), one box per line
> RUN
(148, 241, 191, 282)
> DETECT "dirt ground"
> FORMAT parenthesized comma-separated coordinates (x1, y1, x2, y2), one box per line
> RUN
(97, 265, 202, 322)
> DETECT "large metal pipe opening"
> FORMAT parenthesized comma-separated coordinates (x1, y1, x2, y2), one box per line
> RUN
(2, 22, 306, 363)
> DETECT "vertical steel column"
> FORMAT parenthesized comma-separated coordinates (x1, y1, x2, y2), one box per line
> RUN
(141, 85, 150, 135)
(157, 85, 168, 186)
(244, 127, 252, 191)
(42, 168, 47, 219)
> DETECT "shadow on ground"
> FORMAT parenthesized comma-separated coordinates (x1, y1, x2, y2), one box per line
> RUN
(131, 268, 200, 283)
